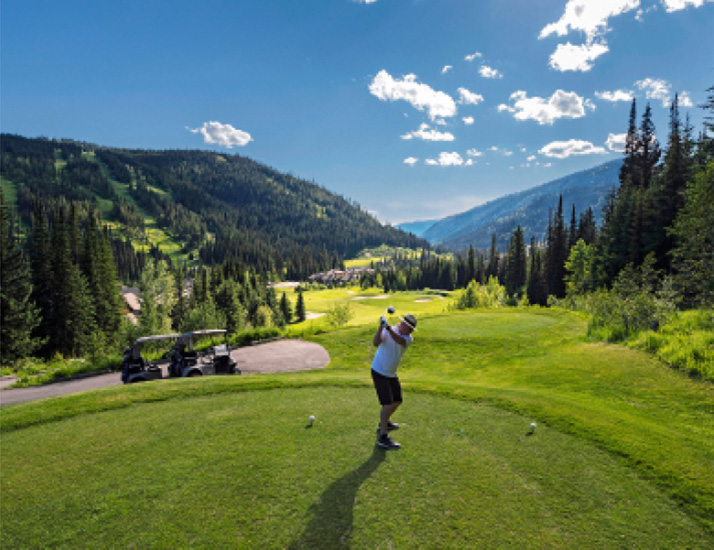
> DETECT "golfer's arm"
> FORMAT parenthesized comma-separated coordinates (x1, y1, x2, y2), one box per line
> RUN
(385, 326, 407, 348)
(372, 326, 384, 347)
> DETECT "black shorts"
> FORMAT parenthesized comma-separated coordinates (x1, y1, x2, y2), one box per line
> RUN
(371, 369, 402, 405)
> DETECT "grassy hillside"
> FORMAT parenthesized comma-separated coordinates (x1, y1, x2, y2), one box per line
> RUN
(2, 305, 712, 547)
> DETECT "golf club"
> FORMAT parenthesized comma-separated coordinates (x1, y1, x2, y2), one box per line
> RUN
(381, 305, 396, 327)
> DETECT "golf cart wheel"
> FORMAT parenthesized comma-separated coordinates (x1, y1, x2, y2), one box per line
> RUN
(187, 370, 202, 377)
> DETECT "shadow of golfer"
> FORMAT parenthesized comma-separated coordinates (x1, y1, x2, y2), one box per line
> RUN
(288, 446, 387, 549)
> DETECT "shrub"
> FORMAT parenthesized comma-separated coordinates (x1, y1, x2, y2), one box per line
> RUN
(326, 302, 353, 327)
(454, 277, 507, 310)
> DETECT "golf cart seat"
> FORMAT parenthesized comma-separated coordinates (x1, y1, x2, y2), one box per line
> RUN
(213, 344, 229, 356)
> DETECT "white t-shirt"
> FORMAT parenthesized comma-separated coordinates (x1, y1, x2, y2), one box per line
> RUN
(371, 327, 413, 378)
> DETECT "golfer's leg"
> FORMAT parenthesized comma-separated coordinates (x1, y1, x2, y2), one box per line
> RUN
(380, 402, 400, 433)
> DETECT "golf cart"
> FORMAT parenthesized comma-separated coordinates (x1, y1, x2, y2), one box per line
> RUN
(167, 329, 240, 378)
(121, 333, 181, 384)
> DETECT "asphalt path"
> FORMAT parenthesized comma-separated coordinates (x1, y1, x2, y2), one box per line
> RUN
(0, 340, 330, 407)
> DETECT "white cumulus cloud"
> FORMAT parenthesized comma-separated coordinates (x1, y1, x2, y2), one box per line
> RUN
(606, 133, 627, 152)
(539, 0, 639, 72)
(457, 87, 485, 105)
(463, 116, 475, 125)
(479, 65, 503, 79)
(442, 65, 453, 74)
(187, 121, 253, 148)
(403, 157, 419, 166)
(679, 92, 693, 107)
(465, 51, 483, 61)
(467, 148, 483, 157)
(369, 70, 457, 121)
(548, 41, 609, 72)
(635, 78, 672, 106)
(401, 123, 455, 142)
(426, 152, 465, 166)
(539, 139, 608, 159)
(596, 89, 634, 102)
(498, 90, 588, 125)
(539, 0, 641, 40)
(662, 0, 713, 12)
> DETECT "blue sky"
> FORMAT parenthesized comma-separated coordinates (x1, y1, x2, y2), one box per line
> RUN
(2, 0, 712, 224)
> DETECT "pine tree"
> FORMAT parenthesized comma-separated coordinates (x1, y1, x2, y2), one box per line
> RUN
(577, 207, 597, 244)
(526, 237, 548, 306)
(569, 204, 578, 249)
(280, 292, 293, 324)
(215, 278, 246, 334)
(545, 197, 568, 298)
(486, 233, 499, 280)
(295, 289, 306, 322)
(638, 103, 661, 191)
(0, 192, 43, 363)
(49, 207, 96, 357)
(620, 99, 640, 192)
(82, 217, 122, 342)
(466, 245, 476, 283)
(669, 160, 714, 306)
(505, 225, 526, 295)
(646, 94, 693, 269)
(29, 201, 54, 354)
(476, 252, 486, 284)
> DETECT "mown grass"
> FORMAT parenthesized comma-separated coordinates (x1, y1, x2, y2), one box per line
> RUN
(284, 286, 450, 334)
(1, 387, 710, 548)
(2, 308, 713, 547)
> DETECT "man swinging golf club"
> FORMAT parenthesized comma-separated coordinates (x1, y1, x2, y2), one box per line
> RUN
(371, 308, 417, 450)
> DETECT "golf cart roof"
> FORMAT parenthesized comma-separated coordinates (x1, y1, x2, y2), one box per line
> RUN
(183, 329, 226, 338)
(134, 334, 183, 345)
(130, 334, 183, 360)
(178, 329, 228, 351)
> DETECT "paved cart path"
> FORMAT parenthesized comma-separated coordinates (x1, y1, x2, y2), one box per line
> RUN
(0, 340, 330, 406)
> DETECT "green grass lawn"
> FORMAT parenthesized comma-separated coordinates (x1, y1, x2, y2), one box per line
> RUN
(2, 308, 713, 547)
(283, 286, 450, 333)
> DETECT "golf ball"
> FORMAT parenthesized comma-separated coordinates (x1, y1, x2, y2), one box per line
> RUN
(530, 422, 536, 430)
(309, 415, 315, 423)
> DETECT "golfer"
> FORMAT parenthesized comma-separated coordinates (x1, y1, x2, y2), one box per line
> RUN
(371, 313, 417, 450)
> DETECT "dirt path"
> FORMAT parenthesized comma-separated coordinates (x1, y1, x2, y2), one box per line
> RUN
(0, 340, 330, 407)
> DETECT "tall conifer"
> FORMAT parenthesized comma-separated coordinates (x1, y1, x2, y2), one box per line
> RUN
(0, 192, 43, 363)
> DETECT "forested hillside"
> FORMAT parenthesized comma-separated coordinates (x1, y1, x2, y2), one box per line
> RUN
(0, 135, 426, 280)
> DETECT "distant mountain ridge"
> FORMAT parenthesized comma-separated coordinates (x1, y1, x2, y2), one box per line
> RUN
(395, 219, 439, 237)
(418, 159, 622, 250)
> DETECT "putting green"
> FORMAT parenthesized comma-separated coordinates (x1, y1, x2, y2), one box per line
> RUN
(1, 387, 709, 548)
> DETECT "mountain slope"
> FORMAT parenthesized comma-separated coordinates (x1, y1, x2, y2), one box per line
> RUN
(1, 134, 427, 273)
(396, 219, 439, 237)
(422, 159, 622, 250)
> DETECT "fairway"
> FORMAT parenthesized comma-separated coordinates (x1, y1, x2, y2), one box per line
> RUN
(1, 307, 713, 548)
(1, 388, 709, 549)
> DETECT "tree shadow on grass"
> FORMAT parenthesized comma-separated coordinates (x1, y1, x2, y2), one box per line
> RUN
(289, 446, 387, 549)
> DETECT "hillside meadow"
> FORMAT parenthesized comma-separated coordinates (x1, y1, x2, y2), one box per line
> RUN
(1, 294, 713, 548)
